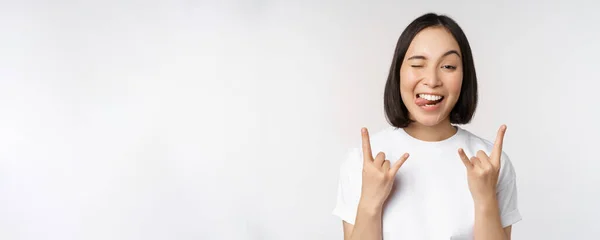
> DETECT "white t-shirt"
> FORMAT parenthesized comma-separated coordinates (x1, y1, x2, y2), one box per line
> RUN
(332, 125, 522, 239)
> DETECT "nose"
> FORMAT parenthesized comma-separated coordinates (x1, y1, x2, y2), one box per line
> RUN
(422, 67, 442, 88)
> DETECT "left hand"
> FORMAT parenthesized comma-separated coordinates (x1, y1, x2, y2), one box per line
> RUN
(458, 124, 507, 204)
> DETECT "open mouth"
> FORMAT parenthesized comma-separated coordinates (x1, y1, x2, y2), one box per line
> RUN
(416, 93, 444, 107)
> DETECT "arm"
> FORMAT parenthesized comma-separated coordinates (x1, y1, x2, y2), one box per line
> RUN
(458, 125, 517, 240)
(473, 197, 512, 240)
(339, 128, 410, 240)
(342, 205, 383, 240)
(342, 198, 513, 240)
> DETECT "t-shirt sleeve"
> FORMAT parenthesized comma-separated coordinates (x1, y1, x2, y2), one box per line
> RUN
(496, 152, 523, 228)
(332, 148, 363, 225)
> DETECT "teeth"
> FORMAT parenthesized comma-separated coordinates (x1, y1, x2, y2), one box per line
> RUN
(418, 94, 442, 101)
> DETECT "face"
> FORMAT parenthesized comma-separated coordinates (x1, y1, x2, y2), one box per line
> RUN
(399, 26, 463, 127)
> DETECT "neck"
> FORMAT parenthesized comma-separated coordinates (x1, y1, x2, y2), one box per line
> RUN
(403, 119, 457, 142)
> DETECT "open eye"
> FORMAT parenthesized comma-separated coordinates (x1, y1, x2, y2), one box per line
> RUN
(442, 65, 457, 70)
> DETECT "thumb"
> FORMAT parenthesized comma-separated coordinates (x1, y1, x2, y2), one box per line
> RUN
(390, 153, 409, 175)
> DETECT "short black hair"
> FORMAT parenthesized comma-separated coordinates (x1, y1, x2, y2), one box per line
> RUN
(383, 13, 478, 128)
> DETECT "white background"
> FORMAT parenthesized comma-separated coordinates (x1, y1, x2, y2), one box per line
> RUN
(1, 1, 599, 239)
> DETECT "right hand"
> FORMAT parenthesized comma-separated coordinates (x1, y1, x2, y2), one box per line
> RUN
(359, 127, 409, 210)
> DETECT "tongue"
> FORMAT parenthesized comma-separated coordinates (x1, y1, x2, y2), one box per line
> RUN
(415, 97, 439, 106)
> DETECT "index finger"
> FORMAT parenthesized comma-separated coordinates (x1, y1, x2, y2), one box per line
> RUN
(458, 148, 473, 170)
(491, 124, 507, 163)
(361, 128, 373, 162)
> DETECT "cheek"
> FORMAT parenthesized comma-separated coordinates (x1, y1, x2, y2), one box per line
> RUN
(445, 73, 463, 96)
(399, 69, 419, 93)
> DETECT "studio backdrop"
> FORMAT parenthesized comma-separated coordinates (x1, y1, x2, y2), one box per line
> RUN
(0, 1, 598, 239)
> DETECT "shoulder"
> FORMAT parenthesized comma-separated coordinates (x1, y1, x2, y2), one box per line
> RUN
(365, 126, 400, 147)
(459, 127, 496, 153)
(339, 127, 400, 171)
(460, 127, 511, 160)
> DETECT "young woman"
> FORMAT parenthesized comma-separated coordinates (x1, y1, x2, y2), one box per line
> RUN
(332, 13, 522, 240)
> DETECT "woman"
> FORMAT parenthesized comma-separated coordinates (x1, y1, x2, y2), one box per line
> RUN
(332, 13, 522, 239)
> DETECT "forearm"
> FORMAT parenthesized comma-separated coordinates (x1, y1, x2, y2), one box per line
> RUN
(349, 203, 383, 240)
(473, 197, 507, 240)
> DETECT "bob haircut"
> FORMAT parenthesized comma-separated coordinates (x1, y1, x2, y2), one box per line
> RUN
(383, 13, 478, 128)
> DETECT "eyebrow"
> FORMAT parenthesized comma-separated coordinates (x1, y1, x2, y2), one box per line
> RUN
(407, 50, 461, 60)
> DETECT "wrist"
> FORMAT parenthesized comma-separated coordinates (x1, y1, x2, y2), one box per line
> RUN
(474, 196, 499, 213)
(357, 201, 383, 216)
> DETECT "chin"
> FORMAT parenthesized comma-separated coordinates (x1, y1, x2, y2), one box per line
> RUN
(412, 116, 446, 127)
(408, 106, 451, 127)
